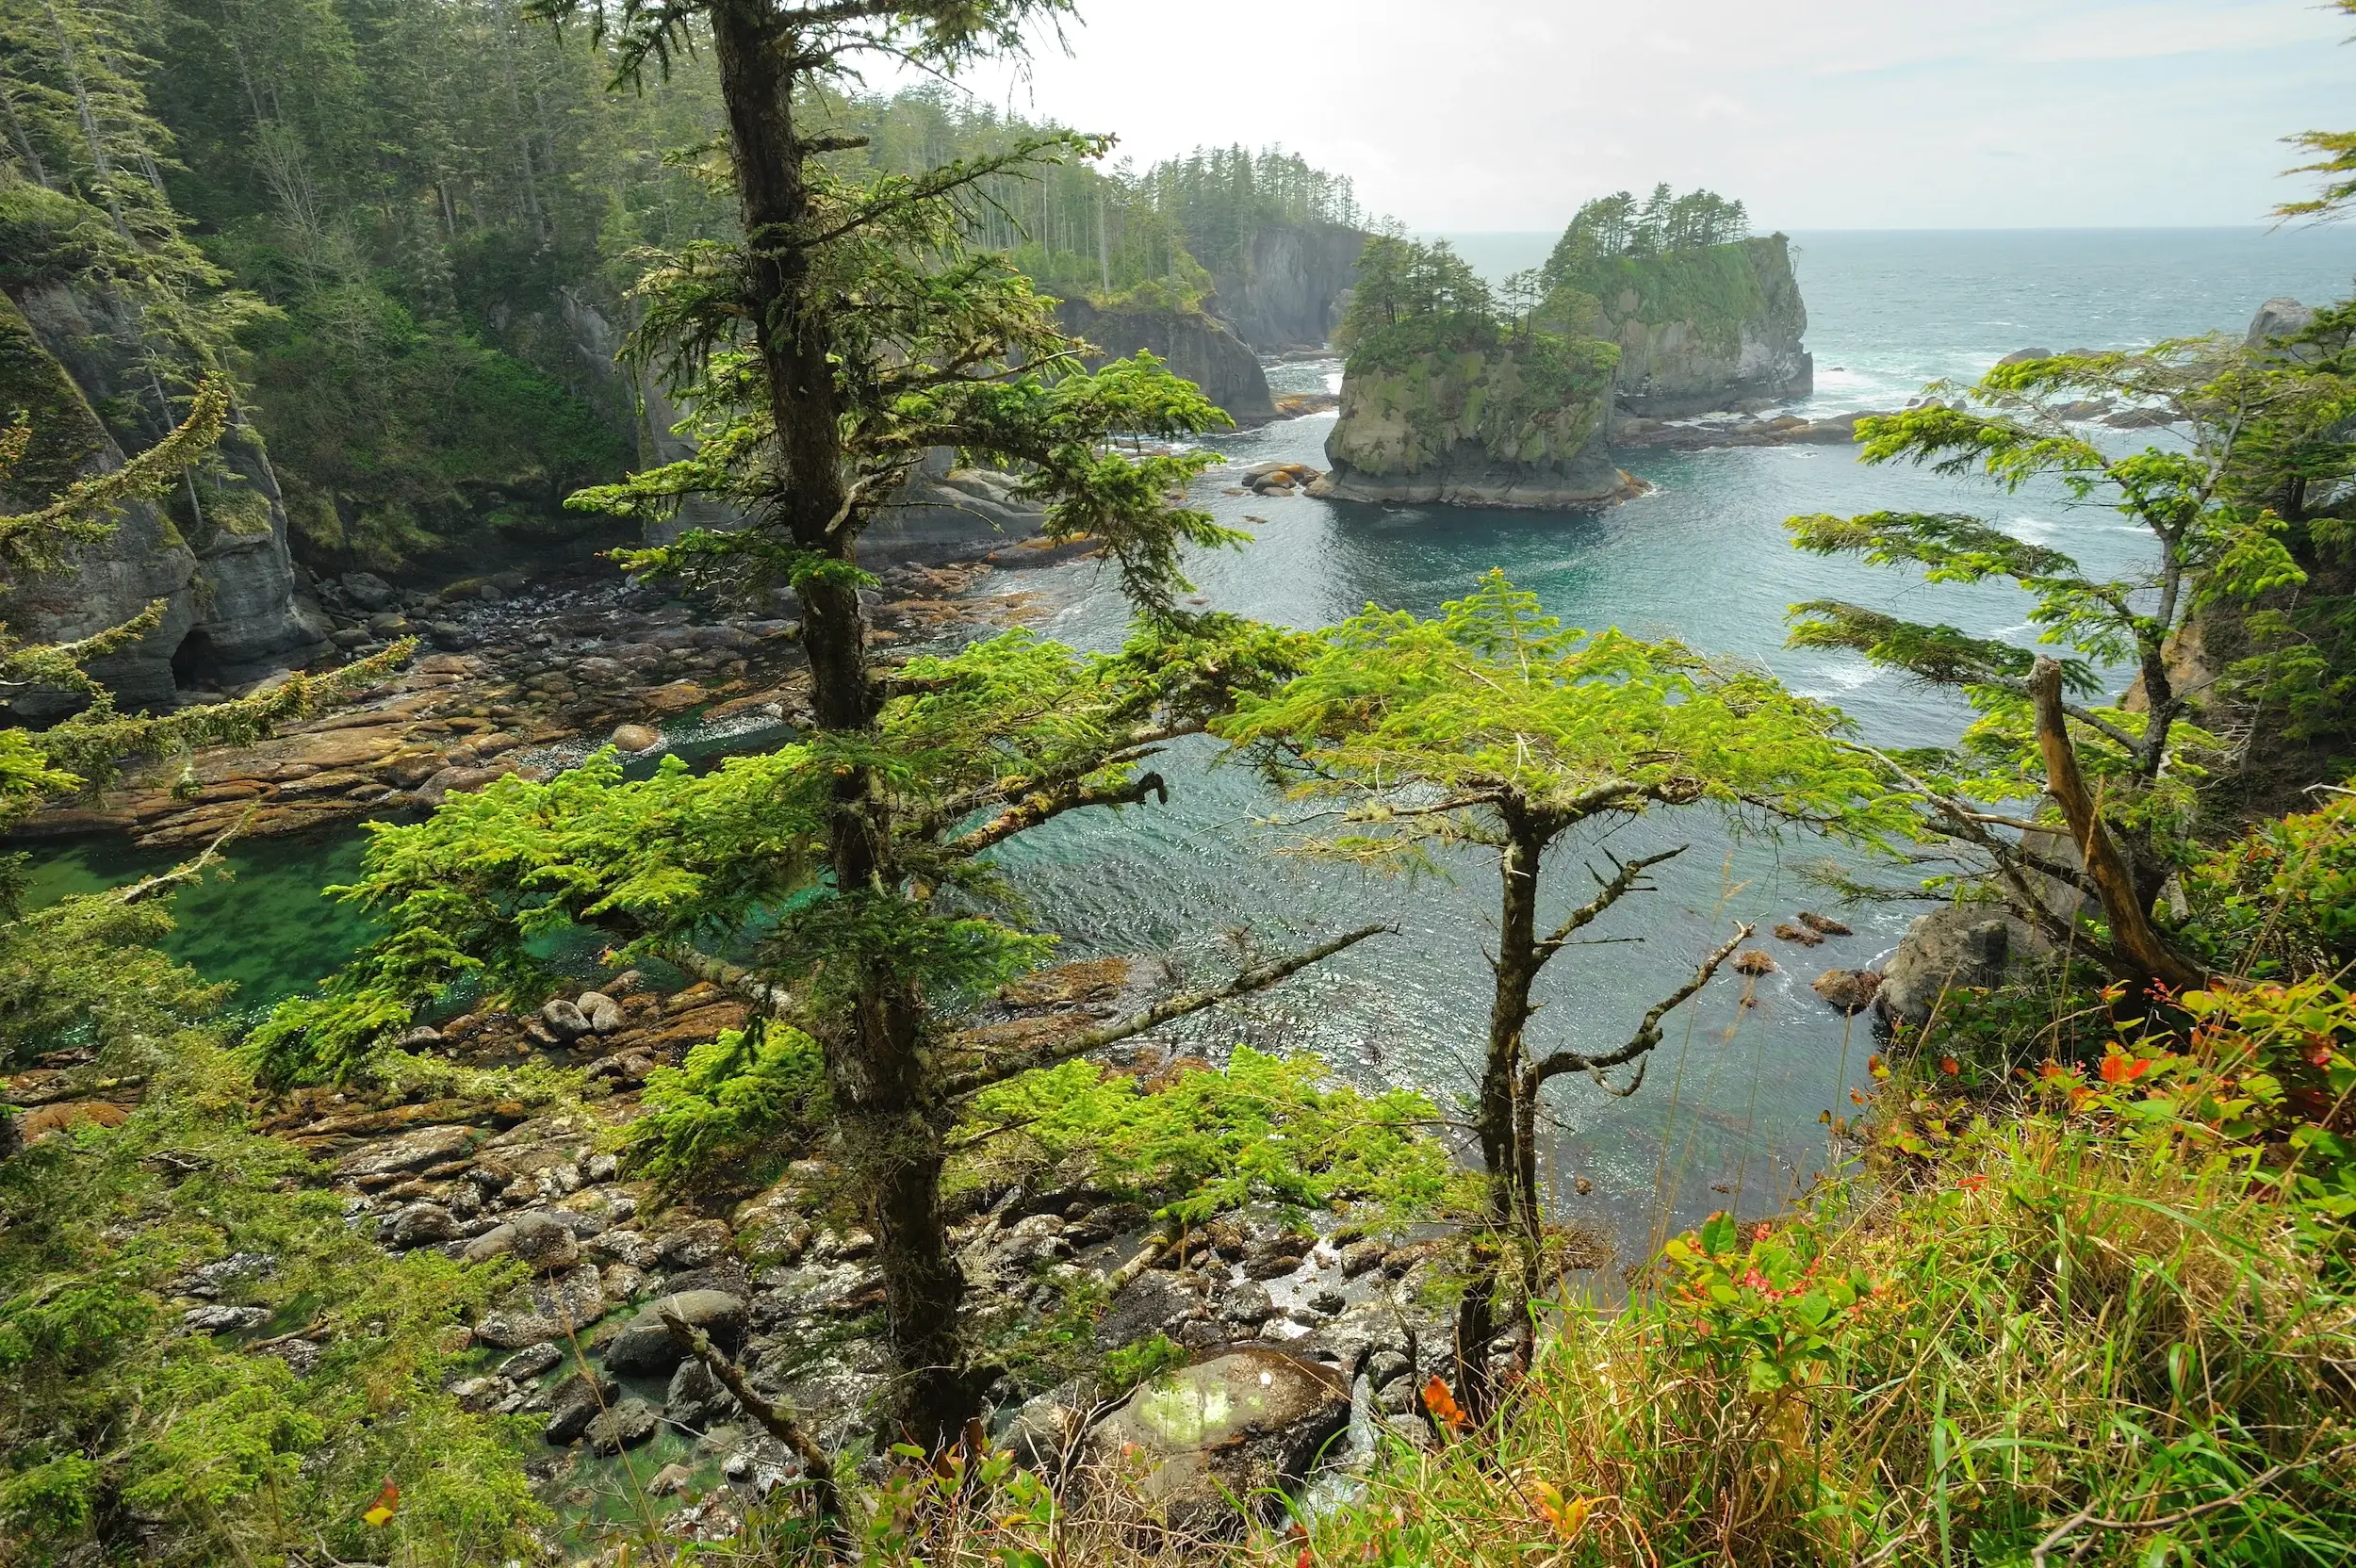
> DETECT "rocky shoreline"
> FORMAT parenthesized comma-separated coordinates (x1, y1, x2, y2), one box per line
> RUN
(4, 958, 1464, 1544)
(11, 531, 1075, 852)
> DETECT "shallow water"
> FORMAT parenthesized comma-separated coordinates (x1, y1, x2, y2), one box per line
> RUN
(32, 227, 2356, 1257)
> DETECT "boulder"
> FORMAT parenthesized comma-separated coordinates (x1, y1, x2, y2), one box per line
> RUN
(611, 724, 662, 753)
(1082, 1348, 1352, 1531)
(544, 1371, 620, 1446)
(2247, 298, 2318, 354)
(1219, 1281, 1276, 1328)
(384, 1202, 457, 1249)
(603, 1289, 747, 1375)
(540, 998, 592, 1040)
(577, 991, 625, 1034)
(341, 571, 399, 612)
(1995, 347, 2054, 367)
(656, 1218, 733, 1269)
(587, 1397, 662, 1454)
(589, 1228, 665, 1270)
(665, 1356, 743, 1432)
(505, 1211, 581, 1273)
(1094, 1270, 1202, 1350)
(335, 1124, 477, 1180)
(1811, 970, 1882, 1014)
(1002, 1377, 1099, 1472)
(183, 1304, 269, 1334)
(499, 1342, 564, 1380)
(1876, 906, 2045, 1026)
(474, 1310, 562, 1350)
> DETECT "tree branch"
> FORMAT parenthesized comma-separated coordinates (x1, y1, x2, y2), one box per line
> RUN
(661, 1307, 849, 1558)
(942, 771, 1169, 858)
(1530, 923, 1753, 1094)
(941, 924, 1390, 1099)
(1534, 846, 1686, 964)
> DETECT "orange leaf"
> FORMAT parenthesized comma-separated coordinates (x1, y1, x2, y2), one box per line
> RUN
(361, 1480, 399, 1527)
(1420, 1376, 1468, 1433)
(1939, 1056, 1960, 1076)
(2099, 1054, 2151, 1085)
(1296, 1549, 1314, 1568)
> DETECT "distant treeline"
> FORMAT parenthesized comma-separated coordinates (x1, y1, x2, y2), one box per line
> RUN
(0, 0, 1366, 569)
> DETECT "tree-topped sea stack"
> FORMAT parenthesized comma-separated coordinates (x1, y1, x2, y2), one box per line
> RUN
(1548, 185, 1812, 416)
(1319, 237, 1640, 508)
(1322, 189, 1810, 509)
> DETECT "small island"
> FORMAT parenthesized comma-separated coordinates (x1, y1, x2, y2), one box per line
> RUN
(1321, 188, 1812, 507)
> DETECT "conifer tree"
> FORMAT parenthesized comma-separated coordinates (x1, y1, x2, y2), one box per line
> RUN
(1218, 572, 1900, 1415)
(1785, 344, 2315, 993)
(254, 0, 1381, 1449)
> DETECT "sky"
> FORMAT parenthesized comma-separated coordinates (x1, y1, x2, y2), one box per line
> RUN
(934, 0, 2356, 231)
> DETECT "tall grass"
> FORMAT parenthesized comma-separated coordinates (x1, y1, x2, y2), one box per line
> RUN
(1313, 1109, 2356, 1566)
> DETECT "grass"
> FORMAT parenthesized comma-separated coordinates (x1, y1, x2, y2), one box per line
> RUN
(582, 1052, 2356, 1567)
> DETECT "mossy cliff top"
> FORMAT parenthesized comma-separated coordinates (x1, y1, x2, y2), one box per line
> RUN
(1552, 234, 1812, 415)
(1326, 330, 1619, 480)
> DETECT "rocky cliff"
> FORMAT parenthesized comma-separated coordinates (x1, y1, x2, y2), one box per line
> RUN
(1206, 222, 1366, 351)
(1055, 299, 1276, 425)
(1580, 235, 1811, 416)
(0, 287, 329, 715)
(1321, 337, 1639, 508)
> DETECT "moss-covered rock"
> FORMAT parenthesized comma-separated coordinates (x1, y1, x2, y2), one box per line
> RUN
(1322, 335, 1638, 508)
(1577, 235, 1811, 416)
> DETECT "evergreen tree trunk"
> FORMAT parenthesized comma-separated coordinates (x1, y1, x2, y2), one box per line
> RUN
(707, 0, 970, 1449)
(1456, 808, 1547, 1416)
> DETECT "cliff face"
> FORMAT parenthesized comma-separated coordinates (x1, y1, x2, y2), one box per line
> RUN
(0, 287, 329, 715)
(1207, 223, 1366, 351)
(1055, 299, 1276, 424)
(1584, 235, 1811, 416)
(1322, 338, 1636, 508)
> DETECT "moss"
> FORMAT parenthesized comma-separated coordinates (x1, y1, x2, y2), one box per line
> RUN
(1568, 235, 1795, 354)
(0, 290, 110, 506)
(1331, 334, 1620, 479)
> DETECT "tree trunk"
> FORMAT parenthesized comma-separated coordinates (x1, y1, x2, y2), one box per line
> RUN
(708, 0, 970, 1450)
(2030, 658, 2206, 995)
(1457, 810, 1546, 1417)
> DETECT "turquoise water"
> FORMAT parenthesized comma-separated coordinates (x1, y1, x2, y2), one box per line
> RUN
(34, 228, 2356, 1250)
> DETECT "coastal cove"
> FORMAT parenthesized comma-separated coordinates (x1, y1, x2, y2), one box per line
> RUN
(24, 226, 2356, 1260)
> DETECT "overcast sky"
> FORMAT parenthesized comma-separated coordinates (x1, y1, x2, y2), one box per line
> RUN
(934, 0, 2356, 231)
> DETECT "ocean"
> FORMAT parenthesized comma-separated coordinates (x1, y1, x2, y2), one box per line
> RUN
(34, 227, 2356, 1257)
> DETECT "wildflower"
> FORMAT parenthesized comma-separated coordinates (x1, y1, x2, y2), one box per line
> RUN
(1939, 1056, 1960, 1076)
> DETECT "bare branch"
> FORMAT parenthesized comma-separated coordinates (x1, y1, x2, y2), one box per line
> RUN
(1530, 923, 1753, 1093)
(2031, 658, 2207, 991)
(941, 924, 1390, 1099)
(661, 1306, 849, 1558)
(943, 770, 1169, 858)
(1534, 846, 1686, 964)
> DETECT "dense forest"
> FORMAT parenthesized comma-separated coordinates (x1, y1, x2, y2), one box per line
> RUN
(4, 0, 2356, 1565)
(1, 0, 1364, 572)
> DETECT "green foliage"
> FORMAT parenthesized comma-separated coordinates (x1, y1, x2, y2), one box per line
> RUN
(2180, 792, 2356, 978)
(241, 286, 630, 566)
(0, 1034, 542, 1564)
(1219, 570, 1907, 873)
(1334, 234, 1497, 364)
(1660, 1209, 1875, 1396)
(1546, 183, 1750, 268)
(630, 1022, 828, 1191)
(952, 1048, 1452, 1230)
(1303, 1100, 2356, 1566)
(253, 618, 1316, 1087)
